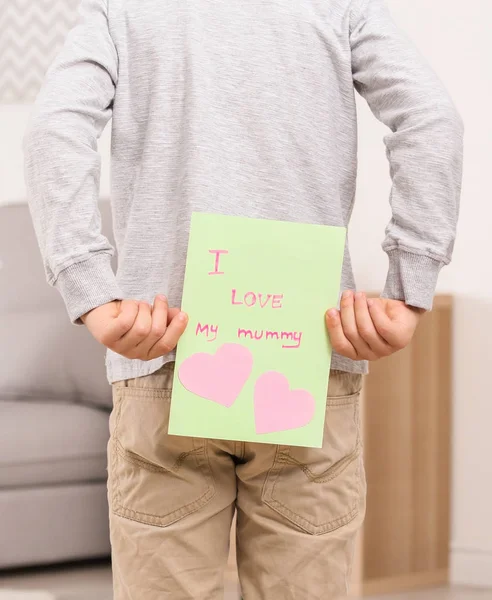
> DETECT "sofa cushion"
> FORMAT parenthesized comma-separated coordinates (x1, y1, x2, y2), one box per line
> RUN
(0, 202, 116, 409)
(0, 310, 112, 408)
(0, 482, 111, 568)
(0, 401, 109, 488)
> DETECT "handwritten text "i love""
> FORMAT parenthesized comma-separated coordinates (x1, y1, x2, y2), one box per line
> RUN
(194, 250, 303, 349)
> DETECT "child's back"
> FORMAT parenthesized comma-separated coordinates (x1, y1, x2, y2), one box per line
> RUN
(23, 1, 463, 598)
(24, 0, 462, 384)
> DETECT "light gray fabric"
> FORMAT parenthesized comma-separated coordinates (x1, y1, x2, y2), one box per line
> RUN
(0, 401, 108, 488)
(0, 483, 110, 568)
(0, 311, 111, 408)
(23, 0, 463, 384)
(0, 203, 114, 406)
(0, 202, 116, 314)
(0, 203, 113, 568)
(0, 311, 112, 408)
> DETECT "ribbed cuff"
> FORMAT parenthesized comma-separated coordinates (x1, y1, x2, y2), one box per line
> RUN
(381, 249, 444, 311)
(54, 253, 125, 325)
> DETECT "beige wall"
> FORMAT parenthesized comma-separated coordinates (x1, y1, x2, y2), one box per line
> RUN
(1, 0, 491, 586)
(450, 298, 492, 587)
(351, 0, 492, 587)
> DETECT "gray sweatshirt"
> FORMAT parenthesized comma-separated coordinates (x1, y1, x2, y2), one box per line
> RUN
(23, 0, 463, 383)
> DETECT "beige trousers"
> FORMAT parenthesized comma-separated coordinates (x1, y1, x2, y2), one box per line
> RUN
(108, 364, 366, 600)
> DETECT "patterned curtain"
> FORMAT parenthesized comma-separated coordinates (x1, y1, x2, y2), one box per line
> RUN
(0, 0, 79, 103)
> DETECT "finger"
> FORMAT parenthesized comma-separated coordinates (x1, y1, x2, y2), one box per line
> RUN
(147, 311, 189, 360)
(134, 300, 182, 361)
(367, 298, 405, 350)
(325, 309, 358, 360)
(340, 290, 373, 358)
(116, 302, 153, 354)
(99, 300, 139, 347)
(131, 295, 170, 358)
(167, 307, 180, 323)
(147, 295, 169, 342)
(354, 293, 392, 357)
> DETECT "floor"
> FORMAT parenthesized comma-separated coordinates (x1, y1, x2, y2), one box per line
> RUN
(0, 561, 490, 600)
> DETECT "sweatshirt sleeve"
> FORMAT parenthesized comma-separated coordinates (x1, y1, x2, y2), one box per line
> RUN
(350, 0, 464, 310)
(23, 0, 125, 324)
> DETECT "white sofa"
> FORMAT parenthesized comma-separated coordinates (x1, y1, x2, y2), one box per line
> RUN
(0, 202, 115, 568)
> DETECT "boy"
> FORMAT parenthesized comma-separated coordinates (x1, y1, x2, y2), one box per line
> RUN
(24, 0, 463, 598)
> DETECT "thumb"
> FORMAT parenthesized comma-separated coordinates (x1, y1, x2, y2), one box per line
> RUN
(167, 307, 181, 323)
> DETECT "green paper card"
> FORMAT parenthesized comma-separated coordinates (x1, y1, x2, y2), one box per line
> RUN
(169, 213, 346, 448)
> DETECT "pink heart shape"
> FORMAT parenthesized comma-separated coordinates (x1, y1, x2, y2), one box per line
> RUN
(178, 343, 253, 407)
(254, 372, 316, 434)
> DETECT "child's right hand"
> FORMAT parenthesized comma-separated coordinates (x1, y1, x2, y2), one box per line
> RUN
(80, 295, 188, 361)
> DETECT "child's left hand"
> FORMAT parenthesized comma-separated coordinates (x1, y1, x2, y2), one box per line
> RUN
(325, 291, 425, 361)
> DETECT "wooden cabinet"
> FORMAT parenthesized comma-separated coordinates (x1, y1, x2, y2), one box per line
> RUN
(351, 295, 452, 595)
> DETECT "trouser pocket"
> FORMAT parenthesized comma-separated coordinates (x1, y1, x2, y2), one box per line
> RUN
(109, 383, 215, 527)
(262, 373, 364, 535)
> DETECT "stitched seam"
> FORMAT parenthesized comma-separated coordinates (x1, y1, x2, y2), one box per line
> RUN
(354, 397, 361, 449)
(267, 498, 359, 534)
(118, 387, 172, 400)
(326, 389, 362, 406)
(112, 395, 124, 519)
(261, 445, 283, 499)
(277, 445, 361, 484)
(199, 438, 217, 492)
(110, 393, 215, 524)
(383, 245, 448, 265)
(49, 251, 114, 286)
(115, 482, 215, 521)
(263, 405, 362, 533)
(266, 452, 360, 531)
(112, 443, 215, 522)
(114, 440, 204, 474)
(111, 486, 214, 529)
(190, 438, 218, 513)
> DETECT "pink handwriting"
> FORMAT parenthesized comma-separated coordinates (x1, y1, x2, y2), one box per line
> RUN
(208, 250, 229, 275)
(281, 331, 303, 349)
(237, 328, 302, 349)
(232, 289, 243, 306)
(231, 289, 284, 309)
(272, 294, 283, 309)
(196, 322, 219, 342)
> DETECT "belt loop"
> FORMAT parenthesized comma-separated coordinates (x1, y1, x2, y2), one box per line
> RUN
(112, 378, 128, 388)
